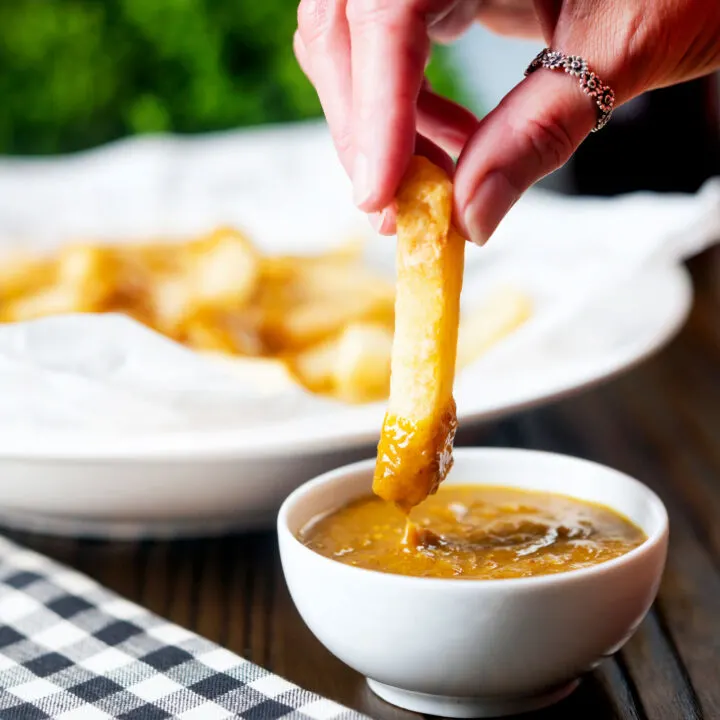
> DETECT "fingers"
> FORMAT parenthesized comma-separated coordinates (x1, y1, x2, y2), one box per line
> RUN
(293, 30, 311, 75)
(417, 88, 479, 157)
(414, 133, 456, 179)
(474, 0, 543, 38)
(533, 0, 562, 43)
(427, 0, 543, 43)
(428, 0, 482, 42)
(296, 0, 354, 173)
(370, 133, 455, 236)
(454, 70, 597, 245)
(369, 207, 397, 234)
(297, 0, 469, 222)
(347, 0, 442, 212)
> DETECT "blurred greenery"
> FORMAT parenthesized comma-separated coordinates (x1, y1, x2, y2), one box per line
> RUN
(0, 0, 465, 155)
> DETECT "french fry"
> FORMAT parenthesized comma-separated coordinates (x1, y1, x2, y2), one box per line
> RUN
(185, 227, 260, 307)
(284, 335, 342, 396)
(2, 244, 120, 320)
(333, 323, 393, 403)
(258, 256, 393, 318)
(120, 241, 185, 274)
(147, 227, 261, 335)
(201, 352, 297, 392)
(56, 244, 120, 311)
(457, 287, 533, 369)
(2, 286, 88, 321)
(0, 217, 528, 410)
(261, 239, 364, 284)
(148, 274, 194, 334)
(373, 157, 465, 511)
(258, 256, 395, 353)
(285, 322, 393, 402)
(263, 287, 394, 352)
(182, 308, 264, 356)
(0, 252, 55, 303)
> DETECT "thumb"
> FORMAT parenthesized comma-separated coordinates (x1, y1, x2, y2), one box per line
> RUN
(454, 68, 599, 244)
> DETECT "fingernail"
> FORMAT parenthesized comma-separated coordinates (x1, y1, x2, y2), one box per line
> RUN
(463, 172, 520, 246)
(369, 211, 384, 232)
(369, 206, 396, 235)
(353, 152, 372, 208)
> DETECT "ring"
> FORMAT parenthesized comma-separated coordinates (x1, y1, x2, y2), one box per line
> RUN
(525, 48, 615, 132)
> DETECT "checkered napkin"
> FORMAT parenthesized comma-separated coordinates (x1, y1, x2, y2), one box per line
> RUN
(0, 537, 367, 720)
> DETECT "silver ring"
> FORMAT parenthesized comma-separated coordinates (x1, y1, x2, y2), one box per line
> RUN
(525, 48, 615, 132)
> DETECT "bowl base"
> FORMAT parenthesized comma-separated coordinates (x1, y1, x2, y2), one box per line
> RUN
(367, 678, 579, 718)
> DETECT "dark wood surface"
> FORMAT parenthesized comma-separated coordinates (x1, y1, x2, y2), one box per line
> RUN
(9, 248, 720, 720)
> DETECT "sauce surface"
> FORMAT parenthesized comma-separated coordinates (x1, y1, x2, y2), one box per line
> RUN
(299, 485, 646, 579)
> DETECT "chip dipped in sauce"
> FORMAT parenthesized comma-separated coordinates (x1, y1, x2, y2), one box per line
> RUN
(318, 162, 646, 581)
(299, 486, 646, 580)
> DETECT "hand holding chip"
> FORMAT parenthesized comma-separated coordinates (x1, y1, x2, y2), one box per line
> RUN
(294, 0, 720, 244)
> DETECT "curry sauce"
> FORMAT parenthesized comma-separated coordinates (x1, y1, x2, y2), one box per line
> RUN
(299, 486, 646, 579)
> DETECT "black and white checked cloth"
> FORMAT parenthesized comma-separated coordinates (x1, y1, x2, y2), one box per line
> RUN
(0, 537, 367, 720)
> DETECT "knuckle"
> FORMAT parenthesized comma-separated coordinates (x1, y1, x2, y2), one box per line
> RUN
(333, 127, 354, 159)
(428, 1, 479, 43)
(297, 0, 332, 44)
(622, 10, 648, 59)
(292, 29, 304, 55)
(346, 0, 402, 29)
(293, 32, 312, 78)
(618, 9, 660, 93)
(520, 115, 575, 173)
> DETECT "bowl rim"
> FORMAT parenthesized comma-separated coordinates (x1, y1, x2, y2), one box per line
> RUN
(277, 447, 669, 591)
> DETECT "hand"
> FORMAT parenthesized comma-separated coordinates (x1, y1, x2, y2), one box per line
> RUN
(294, 0, 720, 243)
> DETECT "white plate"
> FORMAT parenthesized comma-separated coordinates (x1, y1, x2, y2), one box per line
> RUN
(0, 123, 710, 538)
(0, 262, 691, 538)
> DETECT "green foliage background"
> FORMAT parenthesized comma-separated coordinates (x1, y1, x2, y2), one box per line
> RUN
(0, 0, 464, 155)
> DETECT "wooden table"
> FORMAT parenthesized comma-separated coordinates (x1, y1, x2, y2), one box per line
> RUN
(11, 248, 720, 720)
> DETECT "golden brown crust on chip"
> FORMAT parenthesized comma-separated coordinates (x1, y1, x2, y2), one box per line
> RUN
(373, 156, 465, 511)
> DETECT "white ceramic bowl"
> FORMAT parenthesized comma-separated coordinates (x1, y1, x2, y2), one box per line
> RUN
(278, 448, 668, 718)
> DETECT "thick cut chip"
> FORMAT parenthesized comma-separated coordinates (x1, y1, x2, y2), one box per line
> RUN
(184, 227, 260, 308)
(56, 244, 121, 310)
(284, 335, 341, 396)
(256, 249, 395, 354)
(182, 308, 265, 356)
(146, 227, 261, 336)
(2, 216, 531, 409)
(0, 252, 55, 304)
(3, 286, 86, 321)
(201, 353, 297, 392)
(2, 245, 120, 321)
(373, 156, 465, 511)
(333, 322, 393, 403)
(284, 321, 393, 403)
(457, 287, 533, 369)
(263, 288, 394, 352)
